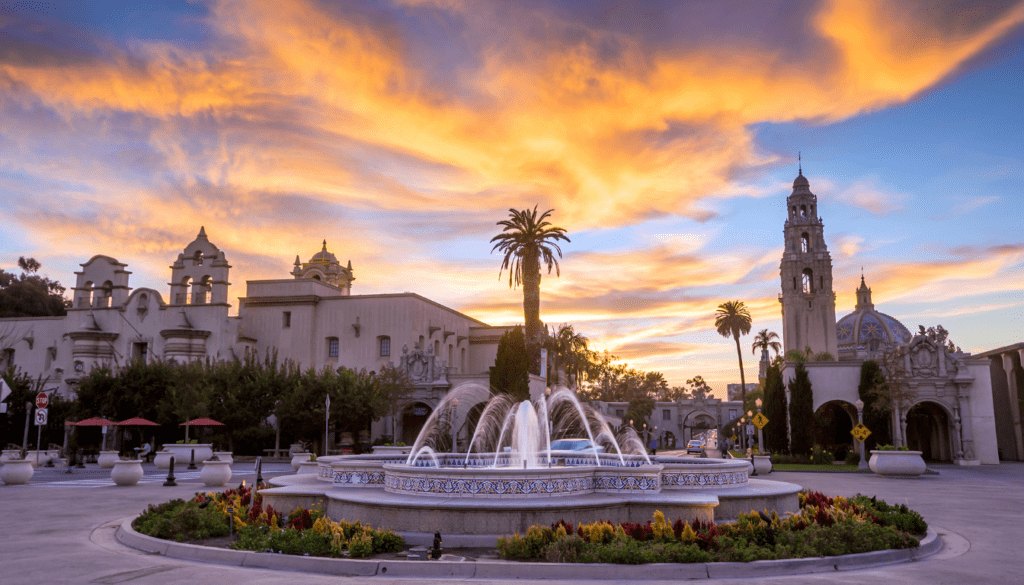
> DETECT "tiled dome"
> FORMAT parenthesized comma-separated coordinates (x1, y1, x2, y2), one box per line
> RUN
(837, 276, 911, 351)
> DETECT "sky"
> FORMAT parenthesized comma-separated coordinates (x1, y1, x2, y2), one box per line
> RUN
(1, 0, 1022, 397)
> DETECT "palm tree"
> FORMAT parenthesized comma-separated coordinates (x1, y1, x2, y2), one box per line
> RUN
(751, 329, 782, 359)
(715, 301, 753, 444)
(546, 323, 591, 388)
(491, 207, 570, 374)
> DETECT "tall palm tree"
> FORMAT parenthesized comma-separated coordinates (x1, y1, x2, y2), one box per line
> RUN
(491, 207, 570, 374)
(751, 329, 782, 358)
(715, 301, 753, 445)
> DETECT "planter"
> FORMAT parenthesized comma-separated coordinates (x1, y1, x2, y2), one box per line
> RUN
(752, 455, 773, 475)
(163, 444, 214, 465)
(97, 451, 121, 469)
(1, 459, 35, 485)
(110, 460, 144, 486)
(371, 445, 412, 456)
(291, 452, 312, 471)
(213, 452, 233, 464)
(200, 460, 233, 487)
(153, 451, 173, 470)
(868, 450, 927, 478)
(0, 450, 22, 464)
(297, 461, 320, 475)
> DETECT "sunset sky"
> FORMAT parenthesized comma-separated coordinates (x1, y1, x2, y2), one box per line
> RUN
(2, 1, 1022, 396)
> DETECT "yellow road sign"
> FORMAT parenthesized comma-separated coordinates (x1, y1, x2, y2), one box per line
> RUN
(752, 412, 769, 429)
(851, 423, 871, 442)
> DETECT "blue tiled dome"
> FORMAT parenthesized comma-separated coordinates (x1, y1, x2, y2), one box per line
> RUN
(837, 307, 911, 346)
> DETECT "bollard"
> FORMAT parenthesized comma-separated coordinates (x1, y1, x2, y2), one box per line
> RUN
(164, 456, 177, 486)
(255, 456, 264, 488)
(188, 448, 197, 470)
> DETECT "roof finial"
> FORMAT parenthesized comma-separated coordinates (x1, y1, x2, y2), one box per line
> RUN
(798, 151, 802, 175)
(322, 239, 328, 250)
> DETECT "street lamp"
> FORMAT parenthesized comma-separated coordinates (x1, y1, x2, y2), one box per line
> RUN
(755, 398, 764, 455)
(450, 398, 459, 454)
(854, 399, 868, 470)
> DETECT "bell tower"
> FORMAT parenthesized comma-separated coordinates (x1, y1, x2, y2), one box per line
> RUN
(779, 169, 838, 357)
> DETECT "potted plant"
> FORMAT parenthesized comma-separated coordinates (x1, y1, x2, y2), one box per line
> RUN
(751, 447, 772, 475)
(200, 454, 233, 487)
(291, 451, 313, 471)
(97, 450, 121, 469)
(868, 445, 927, 478)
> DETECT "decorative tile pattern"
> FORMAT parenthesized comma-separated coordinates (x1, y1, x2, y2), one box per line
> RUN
(593, 475, 659, 491)
(661, 471, 747, 487)
(384, 473, 597, 496)
(333, 470, 386, 485)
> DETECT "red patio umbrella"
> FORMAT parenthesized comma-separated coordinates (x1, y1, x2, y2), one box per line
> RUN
(180, 417, 224, 442)
(116, 417, 159, 426)
(74, 417, 117, 426)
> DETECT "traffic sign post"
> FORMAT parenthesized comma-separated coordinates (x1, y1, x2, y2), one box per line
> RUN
(36, 392, 49, 409)
(851, 423, 871, 443)
(34, 407, 48, 466)
(752, 413, 769, 429)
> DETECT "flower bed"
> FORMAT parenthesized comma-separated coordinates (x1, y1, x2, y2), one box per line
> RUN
(132, 485, 404, 558)
(497, 491, 926, 564)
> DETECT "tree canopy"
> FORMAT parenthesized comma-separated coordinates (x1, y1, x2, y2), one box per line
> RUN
(0, 257, 68, 318)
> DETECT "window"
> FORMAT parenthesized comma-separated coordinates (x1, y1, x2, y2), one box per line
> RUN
(0, 348, 13, 369)
(800, 232, 810, 253)
(802, 268, 813, 294)
(283, 311, 291, 328)
(662, 409, 671, 421)
(379, 336, 391, 357)
(615, 409, 625, 418)
(729, 409, 738, 420)
(328, 337, 339, 358)
(799, 205, 807, 218)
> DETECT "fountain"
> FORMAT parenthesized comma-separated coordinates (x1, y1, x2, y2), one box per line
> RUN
(261, 383, 801, 541)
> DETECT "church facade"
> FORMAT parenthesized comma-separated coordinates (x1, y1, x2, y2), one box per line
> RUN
(776, 173, 1005, 464)
(0, 229, 514, 444)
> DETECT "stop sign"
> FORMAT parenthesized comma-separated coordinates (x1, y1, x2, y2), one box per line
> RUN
(36, 392, 49, 409)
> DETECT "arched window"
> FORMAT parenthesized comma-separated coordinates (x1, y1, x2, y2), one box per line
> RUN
(100, 281, 113, 307)
(799, 205, 807, 218)
(434, 340, 440, 357)
(802, 269, 814, 294)
(193, 250, 203, 266)
(178, 276, 192, 305)
(311, 274, 321, 280)
(80, 281, 94, 307)
(800, 232, 810, 253)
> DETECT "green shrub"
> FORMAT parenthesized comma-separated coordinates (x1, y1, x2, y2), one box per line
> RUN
(844, 450, 861, 466)
(544, 535, 588, 563)
(810, 445, 835, 465)
(852, 496, 928, 534)
(133, 500, 229, 542)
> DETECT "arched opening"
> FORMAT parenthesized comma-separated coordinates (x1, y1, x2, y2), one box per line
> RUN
(178, 276, 192, 305)
(194, 275, 211, 304)
(98, 281, 113, 307)
(311, 274, 321, 281)
(660, 430, 677, 450)
(682, 411, 716, 444)
(800, 232, 810, 253)
(434, 339, 440, 357)
(906, 401, 952, 461)
(402, 402, 433, 445)
(80, 281, 94, 307)
(802, 268, 814, 294)
(799, 205, 807, 218)
(813, 400, 856, 460)
(193, 250, 203, 266)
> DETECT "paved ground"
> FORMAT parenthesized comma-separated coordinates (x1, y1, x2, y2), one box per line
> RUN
(0, 461, 1021, 584)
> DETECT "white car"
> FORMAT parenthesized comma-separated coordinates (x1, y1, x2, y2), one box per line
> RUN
(548, 439, 606, 453)
(686, 440, 705, 455)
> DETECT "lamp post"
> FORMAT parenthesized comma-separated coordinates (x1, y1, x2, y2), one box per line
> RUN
(450, 398, 459, 454)
(855, 399, 868, 470)
(755, 398, 764, 455)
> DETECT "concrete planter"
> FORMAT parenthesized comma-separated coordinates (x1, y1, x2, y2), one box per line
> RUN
(200, 460, 233, 487)
(291, 452, 312, 471)
(1, 459, 35, 485)
(213, 452, 233, 464)
(297, 461, 320, 475)
(868, 450, 927, 478)
(111, 460, 144, 486)
(97, 451, 121, 469)
(153, 451, 173, 469)
(0, 450, 22, 463)
(752, 455, 773, 475)
(163, 444, 213, 465)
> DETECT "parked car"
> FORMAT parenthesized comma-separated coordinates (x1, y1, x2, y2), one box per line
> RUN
(548, 439, 606, 453)
(686, 440, 705, 455)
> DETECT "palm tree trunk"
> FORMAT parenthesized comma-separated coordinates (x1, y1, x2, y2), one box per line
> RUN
(523, 248, 542, 375)
(734, 332, 746, 448)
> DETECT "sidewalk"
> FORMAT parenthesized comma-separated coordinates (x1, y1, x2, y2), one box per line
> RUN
(0, 462, 1020, 584)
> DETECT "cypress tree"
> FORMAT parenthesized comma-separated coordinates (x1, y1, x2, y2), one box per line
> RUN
(788, 363, 814, 456)
(762, 361, 789, 454)
(489, 326, 531, 402)
(857, 360, 892, 450)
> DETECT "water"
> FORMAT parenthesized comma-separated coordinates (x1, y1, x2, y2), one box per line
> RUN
(409, 382, 644, 469)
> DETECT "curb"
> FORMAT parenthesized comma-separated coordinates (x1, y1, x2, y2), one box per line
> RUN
(116, 517, 944, 580)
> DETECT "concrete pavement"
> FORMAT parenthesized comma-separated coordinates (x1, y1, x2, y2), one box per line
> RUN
(0, 461, 1021, 584)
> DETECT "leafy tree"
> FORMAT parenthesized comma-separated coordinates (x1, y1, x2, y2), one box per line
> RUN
(491, 207, 570, 374)
(623, 395, 655, 434)
(715, 300, 752, 429)
(544, 323, 593, 388)
(0, 257, 68, 318)
(787, 362, 814, 455)
(489, 326, 531, 402)
(858, 360, 892, 451)
(762, 359, 789, 454)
